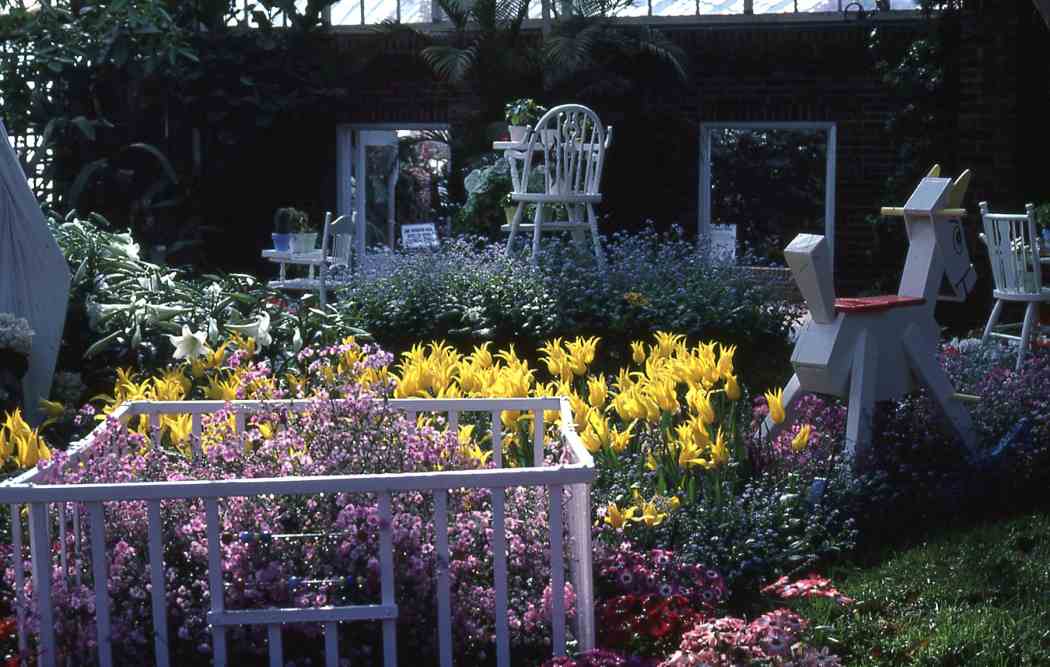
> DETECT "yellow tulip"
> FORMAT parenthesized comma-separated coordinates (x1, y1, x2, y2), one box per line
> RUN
(604, 502, 637, 530)
(649, 378, 679, 415)
(653, 331, 685, 360)
(630, 341, 647, 365)
(686, 386, 716, 425)
(579, 427, 603, 455)
(710, 427, 729, 467)
(645, 450, 658, 471)
(717, 344, 736, 379)
(4, 411, 52, 469)
(206, 375, 240, 401)
(459, 425, 492, 467)
(587, 376, 608, 410)
(637, 499, 667, 527)
(791, 424, 813, 453)
(164, 414, 194, 450)
(468, 342, 494, 369)
(258, 421, 275, 440)
(764, 388, 786, 425)
(609, 420, 637, 454)
(725, 373, 741, 401)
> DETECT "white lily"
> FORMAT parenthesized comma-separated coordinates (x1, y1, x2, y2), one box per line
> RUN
(225, 311, 272, 348)
(168, 325, 210, 360)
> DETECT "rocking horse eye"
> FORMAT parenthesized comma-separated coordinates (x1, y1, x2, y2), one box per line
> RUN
(952, 224, 965, 255)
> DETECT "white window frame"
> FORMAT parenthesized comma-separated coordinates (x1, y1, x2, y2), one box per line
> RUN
(698, 121, 837, 257)
(337, 122, 451, 258)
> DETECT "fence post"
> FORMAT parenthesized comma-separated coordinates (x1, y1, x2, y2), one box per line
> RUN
(28, 502, 56, 667)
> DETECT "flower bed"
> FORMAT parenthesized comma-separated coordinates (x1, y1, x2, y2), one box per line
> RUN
(0, 340, 595, 667)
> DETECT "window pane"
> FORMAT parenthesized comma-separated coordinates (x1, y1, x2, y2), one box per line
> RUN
(709, 128, 828, 261)
(401, 0, 426, 22)
(651, 0, 700, 16)
(330, 0, 363, 24)
(756, 0, 837, 12)
(694, 1, 745, 14)
(364, 0, 399, 22)
(616, 0, 650, 17)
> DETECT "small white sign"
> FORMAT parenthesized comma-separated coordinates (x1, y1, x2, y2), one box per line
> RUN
(710, 223, 737, 260)
(401, 223, 439, 250)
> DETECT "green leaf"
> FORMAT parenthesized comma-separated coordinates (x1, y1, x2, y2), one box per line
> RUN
(84, 329, 123, 359)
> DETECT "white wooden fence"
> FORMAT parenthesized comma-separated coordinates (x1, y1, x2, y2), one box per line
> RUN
(0, 397, 596, 667)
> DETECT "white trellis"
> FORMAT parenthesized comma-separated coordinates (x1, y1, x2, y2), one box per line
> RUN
(0, 397, 596, 667)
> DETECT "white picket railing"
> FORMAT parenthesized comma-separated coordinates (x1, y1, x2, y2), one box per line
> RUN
(0, 397, 596, 667)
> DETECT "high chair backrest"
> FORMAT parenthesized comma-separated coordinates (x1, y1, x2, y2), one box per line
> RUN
(520, 104, 611, 198)
(979, 202, 1043, 295)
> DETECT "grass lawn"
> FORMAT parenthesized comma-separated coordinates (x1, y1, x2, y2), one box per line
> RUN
(794, 508, 1050, 666)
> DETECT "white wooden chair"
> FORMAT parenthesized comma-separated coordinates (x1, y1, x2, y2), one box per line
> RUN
(267, 211, 350, 307)
(979, 202, 1049, 370)
(503, 104, 612, 269)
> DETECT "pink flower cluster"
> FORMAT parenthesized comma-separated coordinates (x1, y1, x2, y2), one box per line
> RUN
(661, 609, 841, 667)
(761, 574, 855, 606)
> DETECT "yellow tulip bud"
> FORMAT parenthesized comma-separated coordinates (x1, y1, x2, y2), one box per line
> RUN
(791, 424, 813, 453)
(630, 341, 647, 365)
(725, 374, 741, 401)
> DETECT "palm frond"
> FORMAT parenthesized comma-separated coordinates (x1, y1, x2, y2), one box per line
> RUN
(543, 21, 603, 75)
(421, 43, 480, 82)
(433, 0, 472, 30)
(634, 26, 688, 81)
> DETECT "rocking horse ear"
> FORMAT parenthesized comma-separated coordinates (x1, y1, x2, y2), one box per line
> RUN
(926, 164, 941, 178)
(947, 169, 972, 208)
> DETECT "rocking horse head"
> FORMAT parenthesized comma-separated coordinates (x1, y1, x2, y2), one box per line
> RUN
(896, 169, 977, 305)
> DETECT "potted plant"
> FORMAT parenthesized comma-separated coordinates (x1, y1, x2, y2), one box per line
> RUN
(505, 98, 547, 143)
(285, 208, 317, 254)
(272, 207, 295, 251)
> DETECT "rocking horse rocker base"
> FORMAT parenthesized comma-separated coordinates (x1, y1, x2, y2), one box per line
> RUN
(760, 171, 980, 466)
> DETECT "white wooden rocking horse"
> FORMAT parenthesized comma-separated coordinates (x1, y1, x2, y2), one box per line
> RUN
(761, 167, 979, 463)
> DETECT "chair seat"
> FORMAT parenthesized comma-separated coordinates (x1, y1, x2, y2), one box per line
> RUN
(992, 287, 1050, 302)
(501, 222, 592, 233)
(834, 295, 926, 313)
(268, 278, 349, 292)
(510, 193, 602, 204)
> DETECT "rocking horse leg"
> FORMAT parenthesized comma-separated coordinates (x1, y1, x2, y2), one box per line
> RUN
(845, 330, 878, 464)
(758, 374, 807, 442)
(901, 323, 978, 455)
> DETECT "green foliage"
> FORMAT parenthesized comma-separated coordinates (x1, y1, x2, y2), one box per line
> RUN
(456, 154, 514, 235)
(795, 510, 1050, 665)
(1033, 203, 1050, 232)
(504, 98, 547, 126)
(0, 1, 352, 266)
(50, 211, 369, 386)
(335, 230, 796, 388)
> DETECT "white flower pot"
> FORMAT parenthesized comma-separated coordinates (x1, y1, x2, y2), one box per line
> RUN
(508, 126, 529, 143)
(290, 233, 317, 254)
